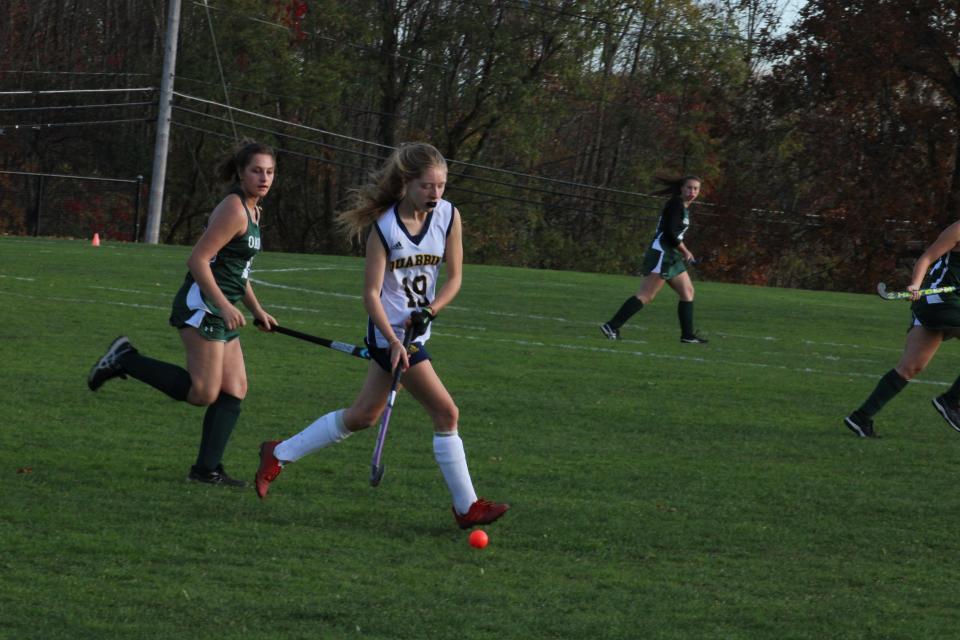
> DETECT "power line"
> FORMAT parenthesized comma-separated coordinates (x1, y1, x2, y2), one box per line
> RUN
(0, 88, 156, 96)
(200, 0, 238, 140)
(0, 70, 152, 77)
(5, 87, 821, 225)
(0, 169, 141, 184)
(1, 117, 153, 130)
(170, 90, 826, 222)
(172, 104, 660, 211)
(171, 91, 664, 201)
(0, 101, 155, 113)
(170, 104, 384, 160)
(173, 90, 392, 150)
(168, 118, 657, 219)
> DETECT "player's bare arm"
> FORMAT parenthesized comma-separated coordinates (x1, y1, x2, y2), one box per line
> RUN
(909, 221, 960, 295)
(428, 208, 463, 314)
(187, 196, 248, 329)
(363, 226, 408, 371)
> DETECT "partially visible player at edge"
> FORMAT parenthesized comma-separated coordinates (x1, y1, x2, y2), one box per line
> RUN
(600, 175, 708, 343)
(845, 221, 960, 437)
(87, 140, 278, 485)
(254, 143, 509, 529)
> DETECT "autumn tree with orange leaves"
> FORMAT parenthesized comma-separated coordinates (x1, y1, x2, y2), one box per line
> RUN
(729, 0, 960, 290)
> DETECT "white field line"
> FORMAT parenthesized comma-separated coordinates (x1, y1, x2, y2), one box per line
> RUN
(710, 331, 779, 341)
(0, 274, 36, 281)
(248, 279, 904, 356)
(249, 278, 362, 300)
(89, 285, 168, 295)
(4, 281, 949, 386)
(801, 339, 903, 353)
(441, 331, 950, 387)
(251, 278, 615, 326)
(253, 266, 362, 273)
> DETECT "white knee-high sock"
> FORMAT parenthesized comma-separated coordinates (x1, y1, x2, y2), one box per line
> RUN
(433, 431, 477, 514)
(274, 409, 350, 463)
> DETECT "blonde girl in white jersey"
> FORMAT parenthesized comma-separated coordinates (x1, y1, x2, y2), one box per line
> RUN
(255, 143, 509, 530)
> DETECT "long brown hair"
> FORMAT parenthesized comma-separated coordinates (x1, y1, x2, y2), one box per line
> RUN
(215, 139, 276, 185)
(337, 142, 448, 242)
(651, 175, 702, 197)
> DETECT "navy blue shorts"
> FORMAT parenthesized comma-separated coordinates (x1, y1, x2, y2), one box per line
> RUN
(365, 338, 431, 373)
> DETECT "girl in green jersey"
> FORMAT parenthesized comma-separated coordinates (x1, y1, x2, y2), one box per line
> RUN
(88, 141, 278, 486)
(845, 221, 960, 437)
(601, 176, 707, 343)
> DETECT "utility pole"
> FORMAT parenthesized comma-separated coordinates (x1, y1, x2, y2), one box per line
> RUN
(144, 0, 182, 244)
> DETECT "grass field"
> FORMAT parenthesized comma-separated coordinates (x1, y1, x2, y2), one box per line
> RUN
(4, 236, 960, 639)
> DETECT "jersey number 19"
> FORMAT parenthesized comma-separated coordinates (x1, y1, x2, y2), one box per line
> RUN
(402, 275, 431, 308)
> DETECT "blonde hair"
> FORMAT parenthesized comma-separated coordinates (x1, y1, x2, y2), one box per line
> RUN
(337, 142, 448, 242)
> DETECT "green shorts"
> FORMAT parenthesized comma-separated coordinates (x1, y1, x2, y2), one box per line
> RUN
(642, 245, 687, 280)
(911, 301, 960, 334)
(169, 281, 239, 342)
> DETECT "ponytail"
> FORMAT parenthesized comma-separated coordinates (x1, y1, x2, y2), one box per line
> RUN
(651, 174, 702, 197)
(215, 139, 276, 185)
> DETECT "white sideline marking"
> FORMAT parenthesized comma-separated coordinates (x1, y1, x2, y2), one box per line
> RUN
(253, 266, 362, 273)
(438, 330, 950, 386)
(8, 290, 166, 311)
(249, 278, 362, 300)
(252, 278, 598, 325)
(712, 331, 778, 341)
(6, 275, 953, 386)
(90, 286, 165, 295)
(0, 274, 35, 281)
(252, 277, 625, 327)
(802, 339, 902, 353)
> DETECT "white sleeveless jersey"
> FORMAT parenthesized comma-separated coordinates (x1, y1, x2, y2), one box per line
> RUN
(368, 199, 455, 347)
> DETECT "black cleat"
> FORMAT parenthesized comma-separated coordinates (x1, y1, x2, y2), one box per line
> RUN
(843, 411, 877, 438)
(932, 395, 960, 433)
(188, 464, 246, 487)
(600, 323, 620, 340)
(88, 336, 136, 391)
(681, 334, 709, 344)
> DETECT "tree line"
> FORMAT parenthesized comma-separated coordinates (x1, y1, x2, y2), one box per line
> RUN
(1, 0, 958, 292)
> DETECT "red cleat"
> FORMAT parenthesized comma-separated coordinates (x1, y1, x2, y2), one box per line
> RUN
(453, 498, 510, 529)
(255, 440, 283, 499)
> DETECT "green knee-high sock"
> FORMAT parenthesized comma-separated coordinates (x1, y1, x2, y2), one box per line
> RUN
(607, 296, 644, 329)
(678, 300, 695, 338)
(117, 351, 191, 401)
(858, 369, 908, 418)
(195, 393, 242, 471)
(941, 375, 960, 405)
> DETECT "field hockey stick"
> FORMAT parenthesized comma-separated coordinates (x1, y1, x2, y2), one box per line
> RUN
(369, 330, 414, 487)
(876, 282, 958, 300)
(254, 320, 370, 360)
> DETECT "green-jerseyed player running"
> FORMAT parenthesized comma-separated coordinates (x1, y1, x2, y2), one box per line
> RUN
(87, 140, 279, 486)
(845, 220, 960, 438)
(600, 175, 708, 344)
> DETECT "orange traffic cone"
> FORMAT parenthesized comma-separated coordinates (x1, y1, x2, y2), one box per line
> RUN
(92, 233, 101, 247)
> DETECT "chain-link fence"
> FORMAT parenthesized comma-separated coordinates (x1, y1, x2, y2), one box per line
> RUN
(0, 170, 145, 242)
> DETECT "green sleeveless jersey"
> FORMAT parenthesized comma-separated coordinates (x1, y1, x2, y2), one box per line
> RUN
(180, 190, 261, 310)
(914, 251, 960, 307)
(911, 251, 960, 330)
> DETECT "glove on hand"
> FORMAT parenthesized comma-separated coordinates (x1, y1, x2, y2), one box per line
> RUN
(409, 306, 435, 339)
